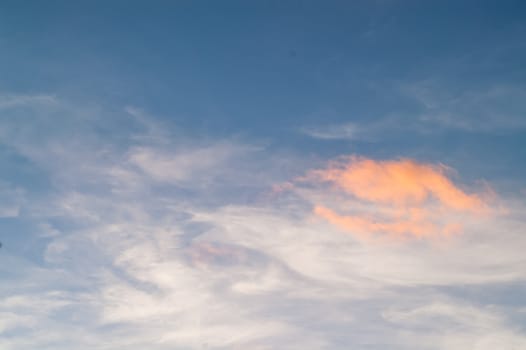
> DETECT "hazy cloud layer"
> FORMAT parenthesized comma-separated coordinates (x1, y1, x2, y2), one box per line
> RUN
(1, 100, 525, 349)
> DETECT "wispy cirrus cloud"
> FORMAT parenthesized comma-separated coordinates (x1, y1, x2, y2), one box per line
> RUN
(300, 122, 363, 140)
(0, 93, 58, 109)
(300, 81, 526, 142)
(399, 81, 526, 132)
(1, 98, 526, 349)
(128, 142, 259, 185)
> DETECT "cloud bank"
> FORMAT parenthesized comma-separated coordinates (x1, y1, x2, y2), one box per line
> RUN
(1, 98, 525, 350)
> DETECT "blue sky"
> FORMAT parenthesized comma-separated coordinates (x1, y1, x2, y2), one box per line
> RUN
(1, 1, 526, 349)
(2, 1, 525, 182)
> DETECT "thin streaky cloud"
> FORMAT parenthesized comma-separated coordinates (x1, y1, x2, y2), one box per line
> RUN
(300, 122, 363, 140)
(301, 82, 526, 142)
(0, 93, 58, 109)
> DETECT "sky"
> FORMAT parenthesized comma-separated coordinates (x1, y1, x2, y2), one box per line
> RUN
(1, 1, 526, 349)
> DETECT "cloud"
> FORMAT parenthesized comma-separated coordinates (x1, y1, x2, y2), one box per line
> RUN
(128, 142, 257, 185)
(399, 81, 526, 132)
(2, 99, 526, 349)
(290, 156, 492, 239)
(307, 157, 486, 210)
(383, 300, 526, 350)
(300, 82, 526, 142)
(313, 205, 446, 238)
(185, 241, 254, 269)
(300, 122, 363, 140)
(194, 203, 526, 286)
(0, 93, 58, 109)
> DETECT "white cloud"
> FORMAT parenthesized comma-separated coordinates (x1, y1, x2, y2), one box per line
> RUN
(383, 301, 526, 350)
(1, 100, 526, 349)
(300, 122, 363, 140)
(128, 142, 257, 185)
(0, 93, 58, 109)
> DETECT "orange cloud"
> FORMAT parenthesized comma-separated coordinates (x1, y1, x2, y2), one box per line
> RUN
(301, 156, 492, 239)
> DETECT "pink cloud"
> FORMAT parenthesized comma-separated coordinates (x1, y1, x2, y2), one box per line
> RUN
(294, 156, 494, 239)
